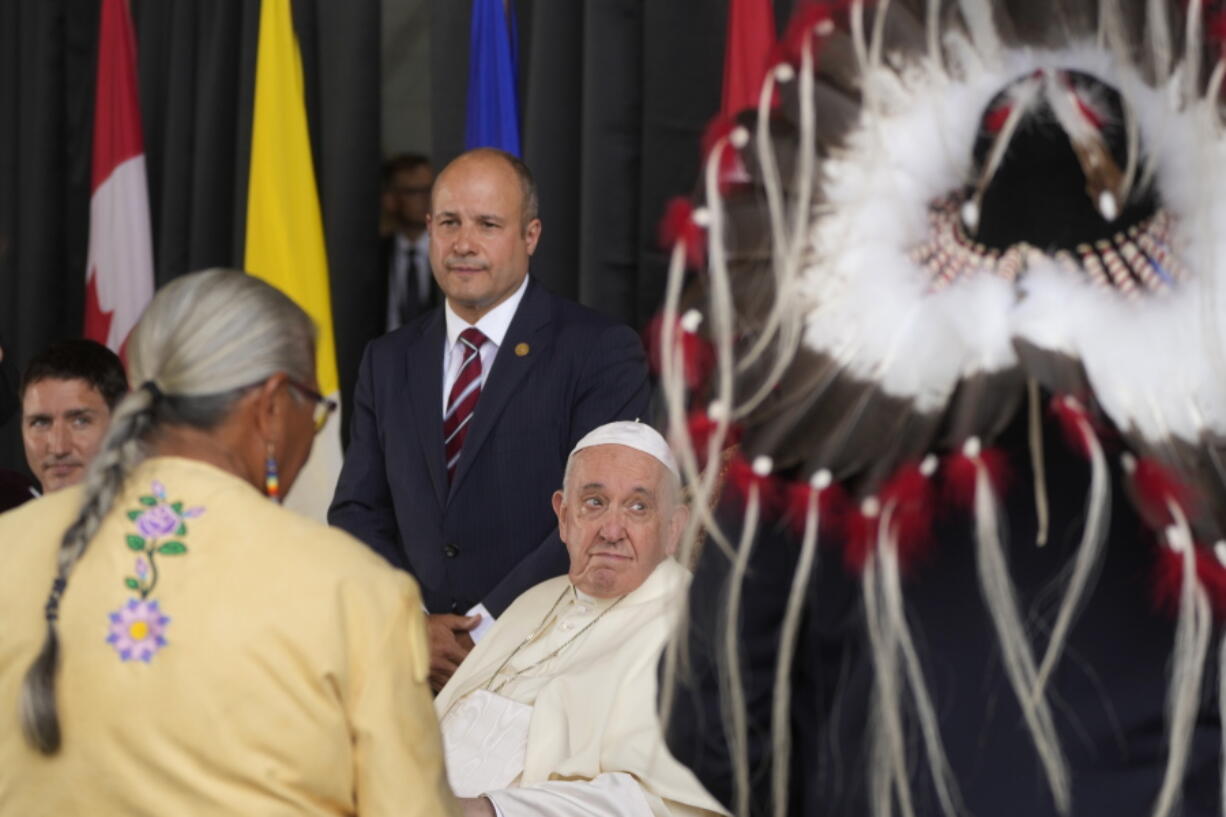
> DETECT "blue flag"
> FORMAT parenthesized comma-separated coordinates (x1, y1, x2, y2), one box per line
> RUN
(465, 0, 521, 156)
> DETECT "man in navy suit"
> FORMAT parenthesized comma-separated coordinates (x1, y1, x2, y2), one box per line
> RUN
(330, 148, 650, 690)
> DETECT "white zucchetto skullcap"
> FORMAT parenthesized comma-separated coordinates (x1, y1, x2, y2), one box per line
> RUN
(570, 420, 679, 478)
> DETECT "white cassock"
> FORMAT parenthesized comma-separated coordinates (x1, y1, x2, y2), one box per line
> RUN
(434, 558, 729, 817)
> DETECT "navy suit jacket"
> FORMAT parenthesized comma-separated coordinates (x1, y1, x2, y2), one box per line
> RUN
(329, 278, 650, 615)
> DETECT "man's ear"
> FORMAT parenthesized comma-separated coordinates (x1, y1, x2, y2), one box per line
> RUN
(524, 218, 542, 256)
(665, 502, 690, 557)
(552, 489, 568, 541)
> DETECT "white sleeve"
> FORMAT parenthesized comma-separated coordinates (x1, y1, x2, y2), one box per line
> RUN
(483, 772, 659, 817)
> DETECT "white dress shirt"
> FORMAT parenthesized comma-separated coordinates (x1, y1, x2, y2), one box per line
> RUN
(386, 232, 432, 332)
(441, 274, 529, 413)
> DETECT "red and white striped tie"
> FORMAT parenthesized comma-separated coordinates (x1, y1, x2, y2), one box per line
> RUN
(443, 327, 488, 482)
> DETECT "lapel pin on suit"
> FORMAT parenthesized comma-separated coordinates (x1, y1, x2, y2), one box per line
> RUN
(515, 342, 530, 357)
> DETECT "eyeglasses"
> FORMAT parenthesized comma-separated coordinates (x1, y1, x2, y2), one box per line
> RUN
(288, 380, 338, 434)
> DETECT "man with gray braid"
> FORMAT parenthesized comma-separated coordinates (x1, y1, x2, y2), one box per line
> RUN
(0, 269, 458, 817)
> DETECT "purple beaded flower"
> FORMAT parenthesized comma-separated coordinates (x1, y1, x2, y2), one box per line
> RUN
(106, 598, 170, 662)
(121, 481, 205, 598)
(135, 504, 179, 538)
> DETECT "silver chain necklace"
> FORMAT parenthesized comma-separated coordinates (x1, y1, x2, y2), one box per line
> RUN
(483, 585, 627, 695)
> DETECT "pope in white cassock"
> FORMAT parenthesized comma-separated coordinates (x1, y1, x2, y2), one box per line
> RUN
(434, 421, 730, 817)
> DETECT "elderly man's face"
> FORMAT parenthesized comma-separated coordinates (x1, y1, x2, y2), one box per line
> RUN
(552, 444, 687, 598)
(22, 377, 112, 492)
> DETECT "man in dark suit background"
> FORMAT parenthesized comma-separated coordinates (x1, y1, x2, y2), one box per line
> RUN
(330, 148, 650, 690)
(382, 154, 440, 332)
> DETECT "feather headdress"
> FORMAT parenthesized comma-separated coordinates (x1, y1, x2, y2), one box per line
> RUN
(658, 2, 1226, 816)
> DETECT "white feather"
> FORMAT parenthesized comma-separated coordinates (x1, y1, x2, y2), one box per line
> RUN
(956, 0, 1002, 64)
(798, 39, 1226, 448)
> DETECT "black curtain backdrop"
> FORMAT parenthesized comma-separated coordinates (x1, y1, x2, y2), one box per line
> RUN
(431, 0, 795, 328)
(0, 0, 98, 475)
(0, 0, 379, 474)
(132, 0, 257, 285)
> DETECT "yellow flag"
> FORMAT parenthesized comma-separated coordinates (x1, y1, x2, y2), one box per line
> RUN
(245, 0, 341, 520)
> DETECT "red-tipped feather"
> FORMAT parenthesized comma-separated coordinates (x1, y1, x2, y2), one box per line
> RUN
(942, 447, 1009, 509)
(785, 478, 848, 539)
(725, 453, 785, 515)
(659, 197, 706, 269)
(684, 409, 743, 468)
(1053, 69, 1106, 128)
(944, 453, 979, 508)
(839, 459, 936, 577)
(643, 312, 715, 390)
(701, 115, 748, 195)
(1153, 545, 1226, 618)
(1072, 94, 1104, 129)
(1129, 456, 1197, 531)
(701, 116, 738, 158)
(777, 1, 843, 66)
(844, 504, 878, 574)
(879, 462, 936, 569)
(1050, 395, 1097, 458)
(983, 103, 1013, 134)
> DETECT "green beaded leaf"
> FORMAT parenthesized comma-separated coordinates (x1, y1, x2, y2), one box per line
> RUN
(157, 541, 187, 555)
(124, 577, 140, 590)
(176, 523, 187, 536)
(126, 510, 142, 520)
(172, 502, 184, 514)
(125, 534, 146, 551)
(138, 496, 157, 507)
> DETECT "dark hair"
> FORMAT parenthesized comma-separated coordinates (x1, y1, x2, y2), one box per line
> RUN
(20, 339, 128, 410)
(383, 153, 432, 189)
(436, 148, 540, 231)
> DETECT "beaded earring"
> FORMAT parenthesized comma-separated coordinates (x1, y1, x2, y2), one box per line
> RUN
(264, 444, 281, 503)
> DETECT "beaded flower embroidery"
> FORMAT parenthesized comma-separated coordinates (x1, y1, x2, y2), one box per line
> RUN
(106, 599, 170, 662)
(105, 480, 204, 662)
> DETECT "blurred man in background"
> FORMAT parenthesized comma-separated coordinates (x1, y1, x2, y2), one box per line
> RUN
(382, 153, 439, 331)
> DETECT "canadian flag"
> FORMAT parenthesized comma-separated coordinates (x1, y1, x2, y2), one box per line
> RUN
(84, 0, 154, 353)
